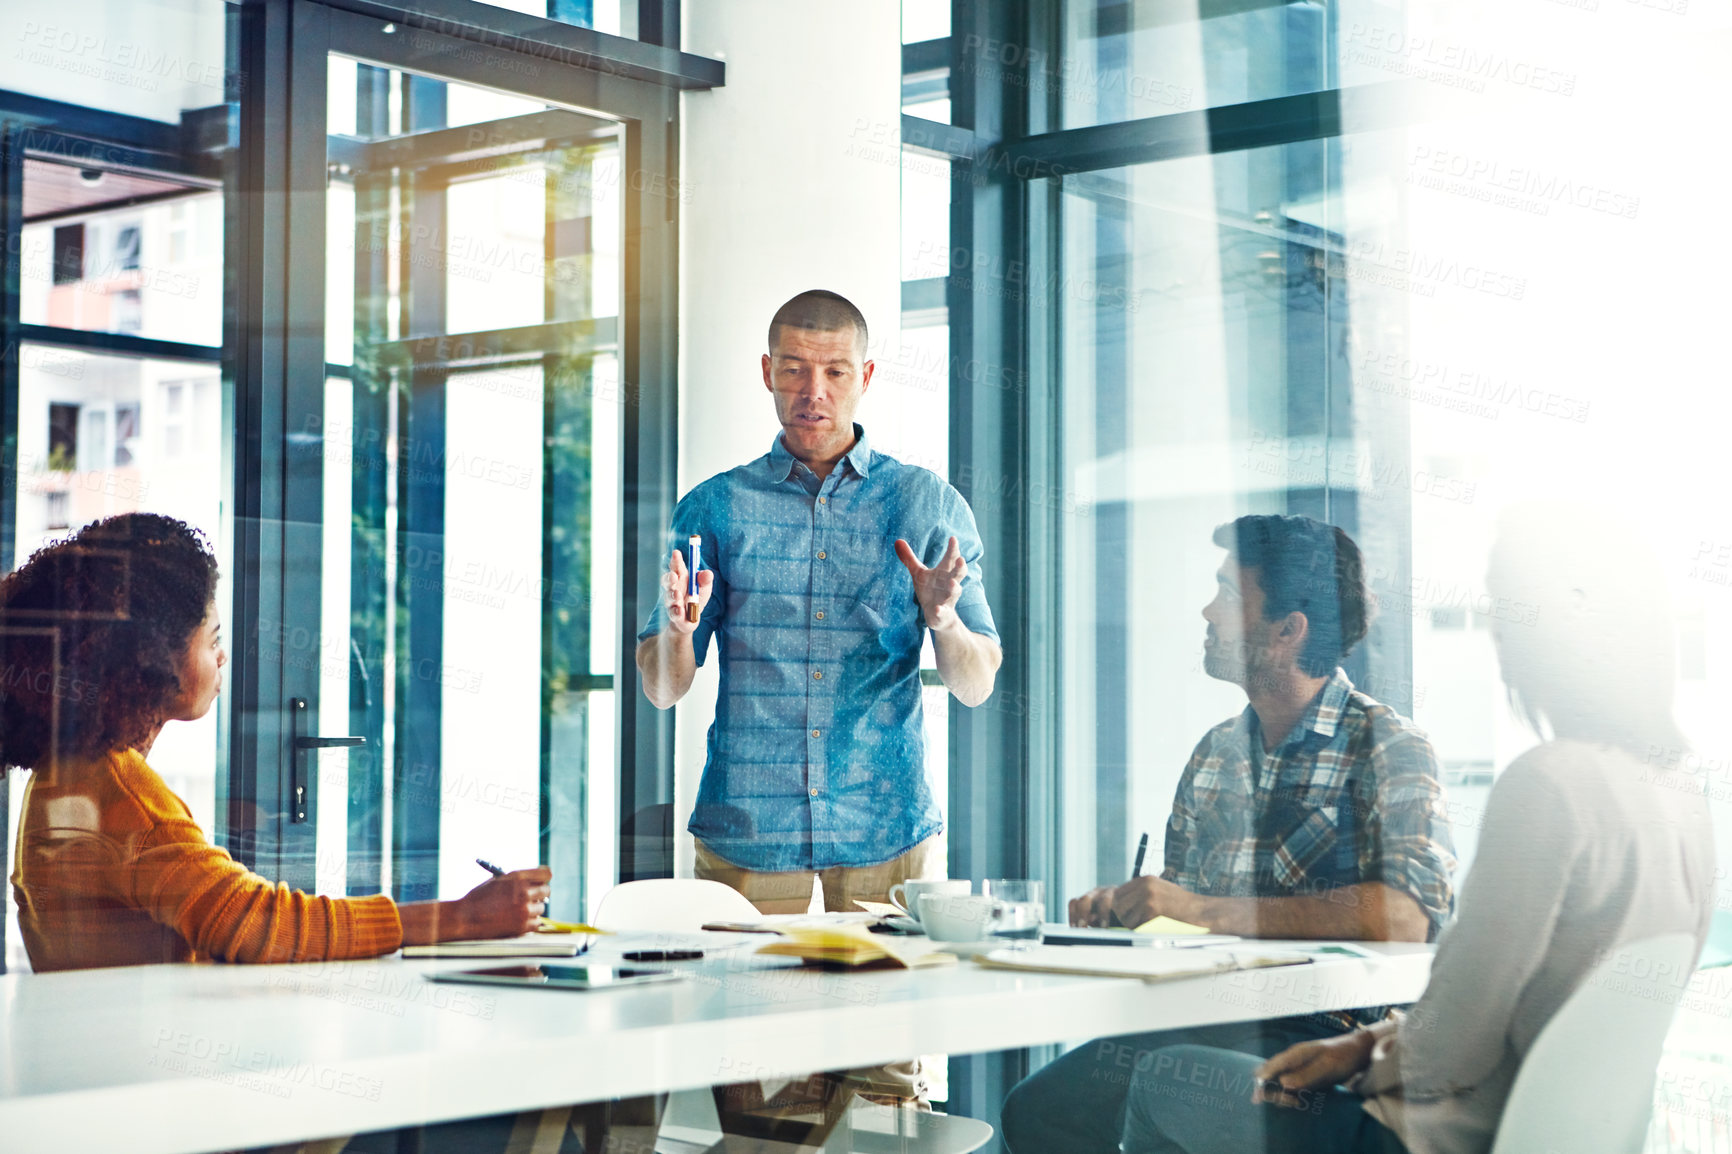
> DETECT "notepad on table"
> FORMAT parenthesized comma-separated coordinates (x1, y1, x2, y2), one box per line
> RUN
(1040, 921, 1242, 949)
(974, 944, 1309, 981)
(402, 936, 586, 959)
(757, 925, 957, 970)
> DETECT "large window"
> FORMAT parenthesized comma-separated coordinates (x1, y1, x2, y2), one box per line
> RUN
(2, 0, 702, 968)
(1, 0, 236, 971)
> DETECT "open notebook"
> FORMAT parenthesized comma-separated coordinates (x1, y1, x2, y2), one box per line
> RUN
(402, 937, 587, 959)
(973, 944, 1310, 981)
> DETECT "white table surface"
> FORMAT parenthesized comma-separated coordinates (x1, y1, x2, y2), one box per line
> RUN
(0, 933, 1433, 1154)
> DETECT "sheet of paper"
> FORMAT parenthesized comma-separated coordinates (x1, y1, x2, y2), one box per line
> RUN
(1133, 915, 1213, 935)
(853, 899, 902, 916)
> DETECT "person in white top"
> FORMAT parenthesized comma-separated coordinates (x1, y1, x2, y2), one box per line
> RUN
(1117, 502, 1718, 1154)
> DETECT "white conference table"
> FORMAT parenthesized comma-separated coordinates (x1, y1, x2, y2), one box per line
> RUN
(0, 933, 1433, 1154)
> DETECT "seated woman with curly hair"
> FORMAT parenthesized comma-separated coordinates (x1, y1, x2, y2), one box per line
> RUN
(2, 512, 549, 972)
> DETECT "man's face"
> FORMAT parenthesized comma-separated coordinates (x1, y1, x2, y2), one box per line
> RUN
(1201, 559, 1279, 690)
(761, 325, 874, 462)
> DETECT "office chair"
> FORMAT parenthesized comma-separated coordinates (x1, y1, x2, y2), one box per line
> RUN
(1490, 931, 1700, 1154)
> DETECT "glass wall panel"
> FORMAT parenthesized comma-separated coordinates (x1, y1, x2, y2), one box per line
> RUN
(322, 57, 624, 910)
(1056, 132, 1415, 894)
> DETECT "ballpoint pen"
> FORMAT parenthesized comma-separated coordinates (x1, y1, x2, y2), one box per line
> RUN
(476, 858, 507, 878)
(1131, 832, 1149, 878)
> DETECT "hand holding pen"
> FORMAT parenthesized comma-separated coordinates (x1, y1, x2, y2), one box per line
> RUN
(661, 541, 714, 635)
(451, 859, 552, 939)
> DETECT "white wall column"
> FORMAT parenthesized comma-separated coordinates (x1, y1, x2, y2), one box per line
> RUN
(674, 1, 904, 877)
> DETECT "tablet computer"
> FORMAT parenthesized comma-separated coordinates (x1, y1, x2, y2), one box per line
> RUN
(425, 964, 685, 990)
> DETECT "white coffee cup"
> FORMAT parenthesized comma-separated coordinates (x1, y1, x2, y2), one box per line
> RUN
(917, 893, 1005, 943)
(888, 878, 970, 922)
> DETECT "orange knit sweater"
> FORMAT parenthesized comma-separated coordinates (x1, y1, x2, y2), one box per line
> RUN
(10, 748, 402, 972)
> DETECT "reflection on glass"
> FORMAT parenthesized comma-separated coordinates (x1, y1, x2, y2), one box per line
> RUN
(18, 161, 222, 346)
(11, 344, 227, 833)
(1058, 0, 1351, 129)
(1058, 136, 1418, 892)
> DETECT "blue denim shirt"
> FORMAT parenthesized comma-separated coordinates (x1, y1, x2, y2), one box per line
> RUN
(639, 425, 999, 871)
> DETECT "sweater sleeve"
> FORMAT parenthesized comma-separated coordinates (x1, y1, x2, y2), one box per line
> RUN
(119, 773, 402, 963)
(1356, 752, 1575, 1098)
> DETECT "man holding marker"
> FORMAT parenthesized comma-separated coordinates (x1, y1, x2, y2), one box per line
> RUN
(635, 289, 1002, 923)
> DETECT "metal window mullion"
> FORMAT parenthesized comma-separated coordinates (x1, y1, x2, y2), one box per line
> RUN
(615, 98, 679, 882)
(226, 0, 326, 880)
(0, 118, 24, 977)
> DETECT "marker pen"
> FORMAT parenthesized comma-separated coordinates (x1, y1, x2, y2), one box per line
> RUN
(686, 534, 702, 623)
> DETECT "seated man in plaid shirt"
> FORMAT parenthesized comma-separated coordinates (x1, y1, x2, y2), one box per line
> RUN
(1001, 513, 1456, 1154)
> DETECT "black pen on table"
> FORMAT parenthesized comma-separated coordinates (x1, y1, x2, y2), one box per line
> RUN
(1131, 832, 1149, 878)
(476, 858, 507, 878)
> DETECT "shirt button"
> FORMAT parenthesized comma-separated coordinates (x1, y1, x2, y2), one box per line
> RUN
(817, 550, 826, 560)
(810, 788, 819, 797)
(813, 670, 823, 680)
(811, 729, 821, 738)
(819, 497, 827, 504)
(815, 611, 825, 620)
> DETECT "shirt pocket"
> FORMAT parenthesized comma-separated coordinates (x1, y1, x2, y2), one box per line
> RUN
(1268, 802, 1341, 889)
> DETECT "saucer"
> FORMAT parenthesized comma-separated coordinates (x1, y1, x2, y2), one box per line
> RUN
(884, 915, 922, 933)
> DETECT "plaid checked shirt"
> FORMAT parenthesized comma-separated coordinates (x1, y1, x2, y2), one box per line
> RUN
(1164, 668, 1457, 1028)
(1156, 665, 1454, 1025)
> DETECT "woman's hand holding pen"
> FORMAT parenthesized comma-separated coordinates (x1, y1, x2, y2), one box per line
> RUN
(397, 866, 553, 946)
(662, 549, 714, 635)
(451, 866, 553, 939)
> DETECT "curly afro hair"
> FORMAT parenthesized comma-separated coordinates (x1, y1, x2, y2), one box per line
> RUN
(0, 513, 219, 768)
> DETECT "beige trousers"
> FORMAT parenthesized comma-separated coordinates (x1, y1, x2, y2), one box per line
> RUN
(695, 835, 945, 1102)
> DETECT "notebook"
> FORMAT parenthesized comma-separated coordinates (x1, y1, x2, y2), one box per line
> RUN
(973, 944, 1310, 981)
(1040, 924, 1243, 949)
(756, 925, 957, 970)
(402, 936, 587, 959)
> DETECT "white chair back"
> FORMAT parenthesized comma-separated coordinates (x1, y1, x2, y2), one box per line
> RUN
(1489, 931, 1699, 1154)
(590, 877, 760, 933)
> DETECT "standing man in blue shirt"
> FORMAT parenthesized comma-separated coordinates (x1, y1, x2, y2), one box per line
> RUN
(635, 289, 1002, 917)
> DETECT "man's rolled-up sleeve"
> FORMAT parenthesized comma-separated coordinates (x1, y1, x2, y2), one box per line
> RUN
(1359, 732, 1458, 938)
(944, 489, 999, 644)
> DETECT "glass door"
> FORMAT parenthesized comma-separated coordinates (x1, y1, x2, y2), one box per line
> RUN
(314, 55, 624, 915)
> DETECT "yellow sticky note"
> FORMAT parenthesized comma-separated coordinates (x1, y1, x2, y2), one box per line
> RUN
(536, 918, 605, 934)
(1133, 915, 1212, 935)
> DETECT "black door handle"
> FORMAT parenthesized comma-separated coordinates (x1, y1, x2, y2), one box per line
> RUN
(288, 698, 367, 824)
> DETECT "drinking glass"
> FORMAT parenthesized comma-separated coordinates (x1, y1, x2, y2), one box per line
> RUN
(981, 879, 1045, 945)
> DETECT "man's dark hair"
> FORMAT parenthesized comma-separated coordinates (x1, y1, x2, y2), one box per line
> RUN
(0, 513, 219, 768)
(1212, 514, 1371, 677)
(767, 290, 869, 359)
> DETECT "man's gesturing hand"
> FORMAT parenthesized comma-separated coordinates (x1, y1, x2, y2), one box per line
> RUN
(661, 548, 714, 635)
(894, 536, 966, 630)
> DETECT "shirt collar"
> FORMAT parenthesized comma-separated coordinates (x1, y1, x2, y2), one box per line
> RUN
(1235, 666, 1355, 752)
(767, 423, 873, 482)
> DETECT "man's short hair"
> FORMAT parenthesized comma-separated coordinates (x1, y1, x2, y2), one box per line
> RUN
(1212, 514, 1371, 677)
(767, 290, 869, 359)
